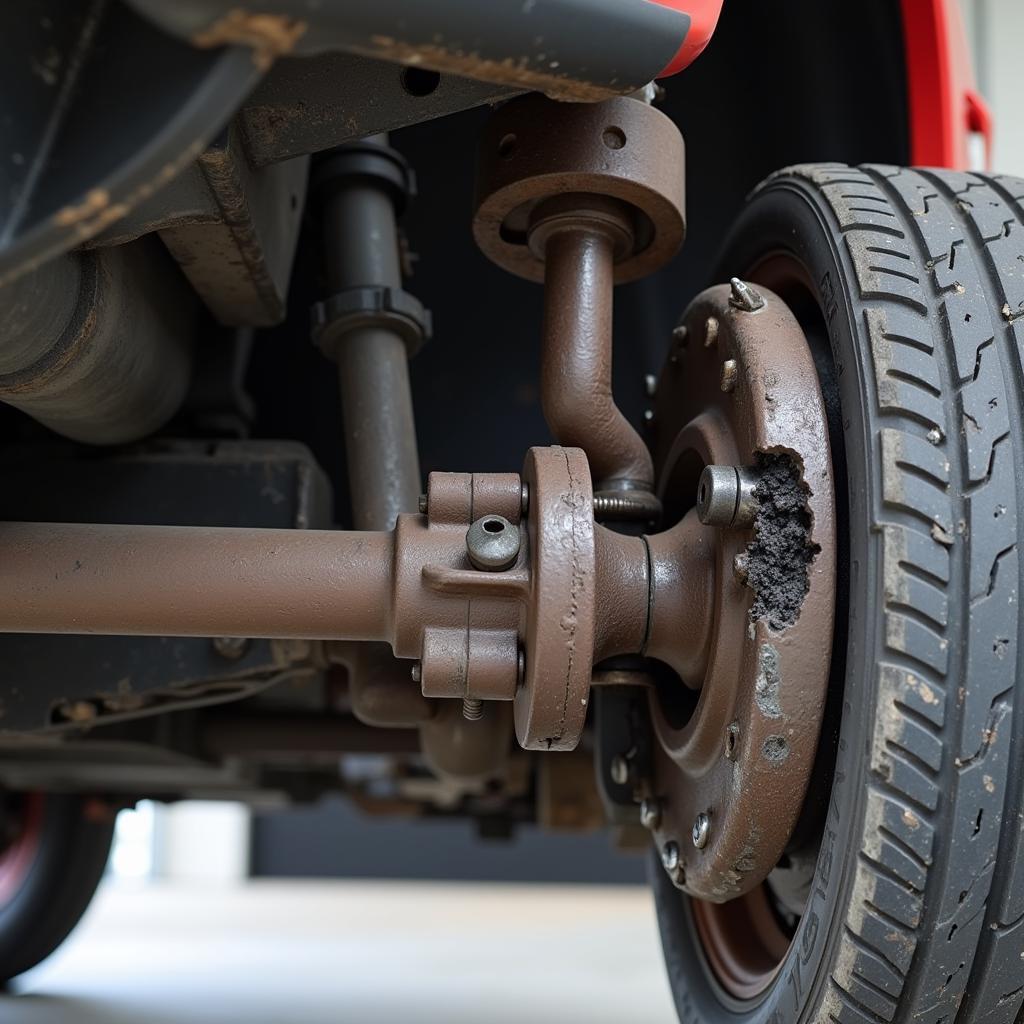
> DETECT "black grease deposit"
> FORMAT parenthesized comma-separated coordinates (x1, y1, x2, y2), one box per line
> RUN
(745, 452, 819, 630)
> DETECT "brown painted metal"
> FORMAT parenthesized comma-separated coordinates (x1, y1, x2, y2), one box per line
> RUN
(646, 284, 837, 903)
(473, 95, 685, 284)
(0, 522, 394, 640)
(538, 208, 653, 493)
(474, 95, 684, 503)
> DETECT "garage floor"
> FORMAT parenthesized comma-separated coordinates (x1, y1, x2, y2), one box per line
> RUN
(3, 881, 678, 1023)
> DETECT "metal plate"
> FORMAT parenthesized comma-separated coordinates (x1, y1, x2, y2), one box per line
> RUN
(648, 284, 836, 901)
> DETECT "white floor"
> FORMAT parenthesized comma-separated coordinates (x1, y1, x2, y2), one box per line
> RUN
(4, 881, 678, 1023)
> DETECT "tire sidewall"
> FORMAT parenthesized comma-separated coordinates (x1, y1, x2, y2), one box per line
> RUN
(653, 176, 883, 1023)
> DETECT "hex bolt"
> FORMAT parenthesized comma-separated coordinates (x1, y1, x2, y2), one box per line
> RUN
(466, 514, 521, 571)
(462, 697, 484, 721)
(720, 358, 738, 393)
(640, 798, 662, 830)
(661, 840, 680, 872)
(728, 277, 766, 312)
(696, 465, 759, 528)
(610, 754, 630, 786)
(213, 636, 249, 660)
(692, 811, 710, 849)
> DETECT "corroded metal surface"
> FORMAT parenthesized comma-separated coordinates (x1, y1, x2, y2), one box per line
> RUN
(474, 95, 685, 285)
(647, 283, 837, 902)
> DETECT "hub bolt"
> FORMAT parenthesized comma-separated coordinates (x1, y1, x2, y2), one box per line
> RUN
(692, 812, 710, 849)
(640, 798, 662, 830)
(728, 277, 766, 312)
(466, 515, 520, 571)
(661, 840, 680, 872)
(610, 754, 630, 786)
(696, 465, 758, 528)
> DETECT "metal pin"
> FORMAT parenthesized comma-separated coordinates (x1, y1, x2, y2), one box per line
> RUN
(728, 277, 766, 312)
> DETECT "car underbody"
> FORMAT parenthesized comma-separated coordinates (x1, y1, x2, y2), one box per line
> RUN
(2, 3, 1024, 1022)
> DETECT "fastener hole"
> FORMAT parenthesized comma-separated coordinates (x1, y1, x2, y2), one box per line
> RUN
(401, 67, 441, 97)
(498, 133, 518, 158)
(602, 126, 626, 150)
(483, 519, 505, 534)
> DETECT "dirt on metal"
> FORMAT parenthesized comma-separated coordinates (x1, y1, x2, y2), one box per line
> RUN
(745, 453, 820, 630)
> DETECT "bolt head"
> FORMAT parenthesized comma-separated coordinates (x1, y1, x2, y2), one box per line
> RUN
(732, 552, 749, 583)
(644, 373, 658, 397)
(703, 315, 719, 348)
(696, 465, 740, 527)
(411, 662, 422, 685)
(640, 798, 662, 830)
(466, 514, 521, 571)
(692, 811, 710, 849)
(418, 493, 428, 514)
(661, 841, 680, 872)
(610, 755, 630, 786)
(671, 324, 688, 346)
(728, 277, 766, 312)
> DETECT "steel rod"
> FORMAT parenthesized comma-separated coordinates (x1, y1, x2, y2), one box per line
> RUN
(0, 522, 393, 640)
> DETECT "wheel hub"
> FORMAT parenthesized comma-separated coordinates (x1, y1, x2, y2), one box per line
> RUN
(646, 281, 837, 902)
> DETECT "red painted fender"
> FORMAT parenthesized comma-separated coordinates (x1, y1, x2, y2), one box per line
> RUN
(648, 0, 725, 77)
(901, 0, 992, 169)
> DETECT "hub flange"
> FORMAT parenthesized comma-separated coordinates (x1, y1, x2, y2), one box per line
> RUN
(647, 282, 837, 902)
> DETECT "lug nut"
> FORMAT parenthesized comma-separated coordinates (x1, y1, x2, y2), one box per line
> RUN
(692, 812, 710, 849)
(696, 465, 758, 528)
(610, 755, 630, 786)
(466, 514, 521, 571)
(640, 798, 662, 830)
(661, 841, 680, 872)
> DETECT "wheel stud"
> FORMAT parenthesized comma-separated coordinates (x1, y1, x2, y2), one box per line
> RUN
(692, 812, 710, 849)
(661, 840, 680, 872)
(640, 798, 662, 830)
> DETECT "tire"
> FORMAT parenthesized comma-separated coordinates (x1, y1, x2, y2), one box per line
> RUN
(652, 165, 1024, 1023)
(0, 793, 114, 982)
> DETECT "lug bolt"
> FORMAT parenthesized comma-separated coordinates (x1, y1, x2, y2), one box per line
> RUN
(661, 841, 680, 872)
(411, 662, 422, 685)
(640, 798, 662, 830)
(466, 514, 521, 571)
(696, 465, 758, 528)
(692, 812, 710, 849)
(728, 277, 766, 312)
(720, 358, 738, 393)
(610, 755, 630, 786)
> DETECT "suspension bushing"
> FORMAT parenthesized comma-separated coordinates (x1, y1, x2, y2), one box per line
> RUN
(473, 95, 685, 284)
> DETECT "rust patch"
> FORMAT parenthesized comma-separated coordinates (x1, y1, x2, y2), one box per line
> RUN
(366, 36, 611, 101)
(192, 9, 307, 70)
